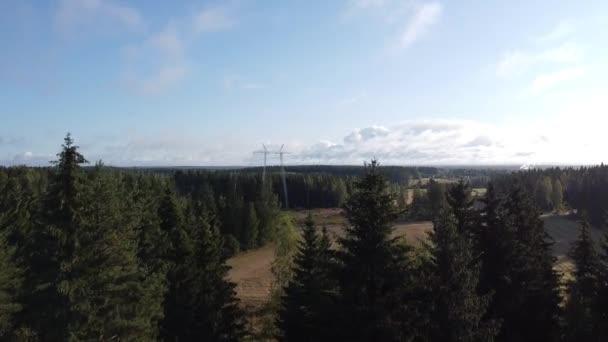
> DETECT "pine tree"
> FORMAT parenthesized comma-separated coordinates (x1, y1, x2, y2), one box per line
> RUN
(426, 209, 497, 342)
(277, 213, 335, 342)
(564, 220, 601, 341)
(336, 160, 413, 341)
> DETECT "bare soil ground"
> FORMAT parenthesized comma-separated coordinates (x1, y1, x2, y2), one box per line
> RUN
(226, 244, 275, 308)
(227, 209, 603, 308)
(543, 214, 603, 274)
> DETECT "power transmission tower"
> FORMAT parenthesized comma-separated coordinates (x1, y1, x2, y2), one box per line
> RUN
(278, 144, 289, 209)
(253, 144, 268, 183)
(252, 144, 290, 209)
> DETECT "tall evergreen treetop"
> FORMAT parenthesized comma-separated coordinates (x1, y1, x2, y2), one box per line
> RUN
(446, 180, 475, 237)
(426, 209, 497, 342)
(337, 160, 412, 342)
(278, 213, 335, 342)
(20, 133, 88, 340)
(565, 219, 601, 342)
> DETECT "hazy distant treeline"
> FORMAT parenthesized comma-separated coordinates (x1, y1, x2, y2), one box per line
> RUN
(495, 165, 608, 225)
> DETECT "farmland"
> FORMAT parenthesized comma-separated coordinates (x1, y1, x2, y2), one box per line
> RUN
(228, 209, 602, 308)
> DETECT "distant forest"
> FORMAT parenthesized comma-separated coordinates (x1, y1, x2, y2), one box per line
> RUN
(0, 134, 607, 340)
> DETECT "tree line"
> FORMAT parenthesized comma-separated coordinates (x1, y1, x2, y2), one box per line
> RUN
(1, 135, 607, 340)
(0, 134, 268, 340)
(494, 165, 608, 225)
(277, 161, 608, 341)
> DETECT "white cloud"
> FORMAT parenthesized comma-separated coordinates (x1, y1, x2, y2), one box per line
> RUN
(344, 126, 390, 144)
(529, 66, 585, 93)
(119, 4, 237, 95)
(400, 2, 442, 48)
(346, 1, 442, 51)
(496, 43, 583, 79)
(292, 94, 608, 166)
(537, 20, 575, 43)
(495, 21, 587, 94)
(350, 0, 390, 10)
(121, 24, 189, 95)
(193, 6, 234, 34)
(222, 75, 265, 90)
(8, 92, 607, 166)
(148, 24, 184, 57)
(55, 0, 143, 32)
(134, 65, 188, 95)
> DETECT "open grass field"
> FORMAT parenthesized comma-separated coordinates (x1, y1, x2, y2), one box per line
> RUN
(227, 209, 603, 308)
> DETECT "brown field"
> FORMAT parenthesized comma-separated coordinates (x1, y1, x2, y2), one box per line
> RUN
(227, 209, 602, 308)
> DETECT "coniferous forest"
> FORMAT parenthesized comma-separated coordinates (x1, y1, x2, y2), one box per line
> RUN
(1, 135, 608, 341)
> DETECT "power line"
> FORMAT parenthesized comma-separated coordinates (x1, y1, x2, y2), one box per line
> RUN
(253, 144, 290, 209)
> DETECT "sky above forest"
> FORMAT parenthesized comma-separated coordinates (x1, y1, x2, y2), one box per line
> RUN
(1, 0, 607, 166)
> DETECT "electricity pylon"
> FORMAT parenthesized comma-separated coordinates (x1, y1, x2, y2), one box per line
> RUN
(253, 144, 290, 208)
(253, 144, 268, 183)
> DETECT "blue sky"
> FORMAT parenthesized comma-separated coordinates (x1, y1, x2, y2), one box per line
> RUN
(1, 0, 607, 166)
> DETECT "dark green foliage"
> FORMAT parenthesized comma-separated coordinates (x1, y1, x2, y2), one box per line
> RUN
(446, 180, 476, 237)
(158, 188, 196, 341)
(426, 209, 497, 342)
(242, 202, 259, 250)
(427, 178, 447, 220)
(564, 220, 601, 341)
(18, 133, 88, 340)
(159, 191, 245, 341)
(494, 165, 608, 225)
(336, 160, 413, 341)
(8, 140, 608, 340)
(187, 220, 246, 341)
(255, 181, 281, 246)
(481, 186, 562, 342)
(596, 227, 608, 339)
(65, 171, 161, 340)
(0, 232, 21, 338)
(277, 214, 335, 342)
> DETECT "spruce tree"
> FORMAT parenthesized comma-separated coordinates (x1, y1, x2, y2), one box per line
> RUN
(426, 209, 497, 342)
(0, 232, 22, 339)
(159, 191, 245, 341)
(477, 183, 562, 341)
(498, 186, 562, 342)
(564, 220, 601, 341)
(336, 160, 413, 341)
(242, 202, 259, 250)
(427, 178, 447, 220)
(187, 217, 246, 341)
(277, 213, 335, 342)
(256, 181, 280, 246)
(594, 227, 608, 339)
(20, 133, 87, 340)
(446, 180, 476, 238)
(158, 187, 198, 341)
(65, 170, 162, 340)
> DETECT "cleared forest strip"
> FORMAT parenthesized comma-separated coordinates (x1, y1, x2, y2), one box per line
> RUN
(227, 211, 601, 307)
